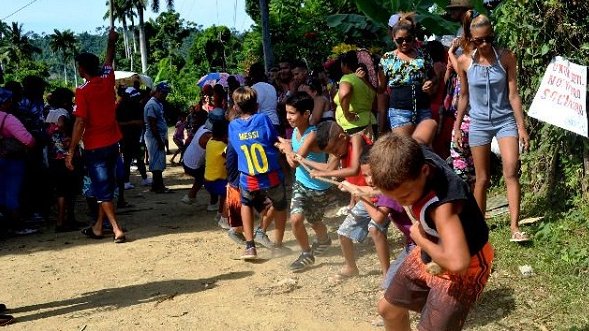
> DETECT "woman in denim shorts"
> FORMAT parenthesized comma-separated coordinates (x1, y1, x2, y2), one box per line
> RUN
(379, 13, 437, 144)
(453, 13, 531, 242)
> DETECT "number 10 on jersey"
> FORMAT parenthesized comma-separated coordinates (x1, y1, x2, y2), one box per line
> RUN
(240, 143, 269, 174)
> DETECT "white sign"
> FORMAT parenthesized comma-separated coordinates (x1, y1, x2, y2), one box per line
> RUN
(528, 56, 588, 137)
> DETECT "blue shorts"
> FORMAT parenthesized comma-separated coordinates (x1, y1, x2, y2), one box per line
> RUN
(337, 201, 390, 243)
(469, 115, 518, 147)
(382, 244, 416, 290)
(204, 179, 227, 197)
(388, 107, 432, 129)
(84, 144, 118, 202)
(240, 183, 287, 211)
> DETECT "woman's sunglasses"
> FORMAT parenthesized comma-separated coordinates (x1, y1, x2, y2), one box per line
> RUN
(471, 35, 495, 46)
(394, 36, 414, 44)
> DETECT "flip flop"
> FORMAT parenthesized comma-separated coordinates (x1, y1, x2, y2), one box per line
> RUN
(81, 227, 104, 239)
(510, 231, 531, 242)
(114, 235, 127, 244)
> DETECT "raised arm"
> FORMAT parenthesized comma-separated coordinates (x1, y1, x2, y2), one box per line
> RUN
(104, 29, 118, 67)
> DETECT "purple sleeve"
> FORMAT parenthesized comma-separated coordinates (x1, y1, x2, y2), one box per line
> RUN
(1, 114, 35, 147)
(376, 194, 413, 243)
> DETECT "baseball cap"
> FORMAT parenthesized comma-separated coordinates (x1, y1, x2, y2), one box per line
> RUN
(0, 87, 13, 105)
(155, 81, 171, 93)
(204, 107, 226, 130)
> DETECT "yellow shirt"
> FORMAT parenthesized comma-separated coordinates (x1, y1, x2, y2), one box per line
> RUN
(334, 73, 376, 131)
(204, 139, 228, 181)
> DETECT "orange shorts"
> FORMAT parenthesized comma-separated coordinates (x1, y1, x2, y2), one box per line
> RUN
(225, 185, 271, 228)
(384, 243, 494, 331)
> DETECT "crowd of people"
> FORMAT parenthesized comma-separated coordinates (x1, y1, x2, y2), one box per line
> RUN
(0, 0, 531, 328)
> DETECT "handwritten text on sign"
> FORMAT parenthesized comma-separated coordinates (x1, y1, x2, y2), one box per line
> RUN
(529, 56, 587, 137)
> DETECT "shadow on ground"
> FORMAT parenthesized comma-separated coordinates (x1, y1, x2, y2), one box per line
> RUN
(465, 287, 516, 328)
(9, 271, 254, 323)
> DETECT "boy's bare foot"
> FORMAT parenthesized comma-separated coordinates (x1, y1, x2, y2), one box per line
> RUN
(328, 267, 359, 285)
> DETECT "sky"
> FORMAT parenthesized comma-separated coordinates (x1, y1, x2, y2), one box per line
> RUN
(1, 0, 256, 34)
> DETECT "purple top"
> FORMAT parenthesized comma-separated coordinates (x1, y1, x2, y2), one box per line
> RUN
(375, 194, 413, 245)
(173, 121, 186, 141)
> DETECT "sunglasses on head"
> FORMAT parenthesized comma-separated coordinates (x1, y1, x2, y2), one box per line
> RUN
(395, 36, 414, 44)
(471, 35, 494, 46)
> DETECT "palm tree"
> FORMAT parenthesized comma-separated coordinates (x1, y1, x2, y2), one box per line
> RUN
(0, 22, 41, 70)
(259, 0, 273, 72)
(105, 0, 135, 60)
(49, 29, 78, 85)
(131, 0, 174, 73)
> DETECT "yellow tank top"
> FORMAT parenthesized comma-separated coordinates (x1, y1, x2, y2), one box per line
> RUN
(204, 139, 228, 181)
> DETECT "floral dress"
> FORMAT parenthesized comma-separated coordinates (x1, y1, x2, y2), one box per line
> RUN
(445, 76, 475, 185)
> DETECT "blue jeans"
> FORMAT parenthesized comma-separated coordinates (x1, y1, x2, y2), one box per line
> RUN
(83, 144, 118, 202)
(0, 158, 25, 211)
(388, 107, 432, 129)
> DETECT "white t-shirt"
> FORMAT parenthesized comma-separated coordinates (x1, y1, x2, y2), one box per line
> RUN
(182, 125, 210, 169)
(252, 82, 279, 126)
(45, 108, 69, 124)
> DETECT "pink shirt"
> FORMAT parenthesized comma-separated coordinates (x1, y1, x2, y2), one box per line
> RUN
(0, 111, 35, 147)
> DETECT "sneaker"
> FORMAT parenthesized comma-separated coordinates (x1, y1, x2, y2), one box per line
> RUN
(311, 238, 332, 256)
(180, 194, 195, 205)
(227, 228, 246, 245)
(141, 177, 153, 186)
(217, 216, 230, 230)
(124, 182, 135, 190)
(207, 202, 219, 212)
(254, 228, 274, 248)
(335, 206, 352, 217)
(240, 247, 258, 260)
(289, 251, 315, 271)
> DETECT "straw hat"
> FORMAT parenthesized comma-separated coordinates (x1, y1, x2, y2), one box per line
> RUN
(446, 0, 473, 9)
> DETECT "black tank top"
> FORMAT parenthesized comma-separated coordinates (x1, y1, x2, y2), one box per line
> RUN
(412, 146, 489, 256)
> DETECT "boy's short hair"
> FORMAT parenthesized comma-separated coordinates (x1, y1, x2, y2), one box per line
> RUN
(316, 120, 341, 150)
(369, 133, 425, 190)
(285, 92, 313, 114)
(212, 120, 228, 139)
(360, 147, 371, 165)
(75, 52, 101, 76)
(232, 87, 257, 115)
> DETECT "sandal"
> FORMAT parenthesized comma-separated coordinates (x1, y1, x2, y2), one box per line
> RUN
(510, 231, 531, 242)
(114, 235, 127, 244)
(81, 227, 104, 239)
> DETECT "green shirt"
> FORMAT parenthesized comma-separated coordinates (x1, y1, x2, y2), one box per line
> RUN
(334, 73, 376, 131)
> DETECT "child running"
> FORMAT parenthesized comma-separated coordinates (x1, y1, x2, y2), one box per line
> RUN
(370, 132, 493, 331)
(228, 87, 288, 259)
(277, 92, 332, 271)
(306, 120, 389, 279)
(204, 119, 230, 229)
(171, 113, 186, 164)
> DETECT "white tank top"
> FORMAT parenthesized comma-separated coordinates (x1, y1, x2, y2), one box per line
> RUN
(182, 125, 210, 169)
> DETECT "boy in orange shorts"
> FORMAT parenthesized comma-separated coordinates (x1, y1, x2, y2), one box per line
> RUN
(369, 132, 494, 331)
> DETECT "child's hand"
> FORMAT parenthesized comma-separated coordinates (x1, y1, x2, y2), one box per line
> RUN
(309, 170, 324, 178)
(409, 222, 427, 243)
(338, 180, 353, 192)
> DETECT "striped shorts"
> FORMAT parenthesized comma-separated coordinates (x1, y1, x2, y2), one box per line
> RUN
(384, 242, 494, 331)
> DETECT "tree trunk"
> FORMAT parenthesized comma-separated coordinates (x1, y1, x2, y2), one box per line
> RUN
(72, 58, 78, 86)
(122, 17, 130, 60)
(63, 62, 68, 85)
(259, 0, 273, 72)
(137, 4, 148, 73)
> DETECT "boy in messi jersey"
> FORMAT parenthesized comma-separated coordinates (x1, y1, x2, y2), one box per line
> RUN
(228, 87, 288, 260)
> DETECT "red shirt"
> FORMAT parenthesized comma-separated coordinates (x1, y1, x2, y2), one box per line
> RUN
(341, 134, 372, 186)
(74, 65, 122, 150)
